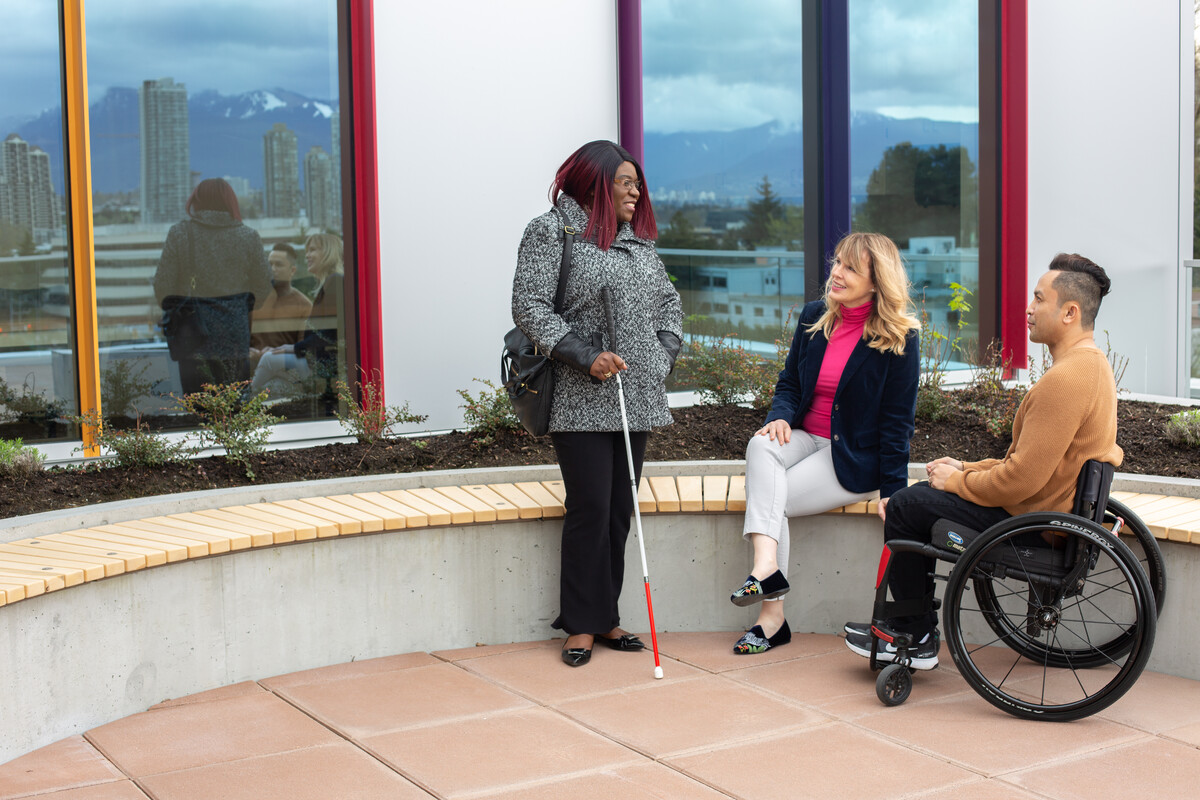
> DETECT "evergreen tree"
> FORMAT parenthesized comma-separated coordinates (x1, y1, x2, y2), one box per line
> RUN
(742, 175, 784, 248)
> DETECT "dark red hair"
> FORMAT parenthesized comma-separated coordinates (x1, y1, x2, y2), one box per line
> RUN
(186, 177, 242, 221)
(549, 140, 656, 249)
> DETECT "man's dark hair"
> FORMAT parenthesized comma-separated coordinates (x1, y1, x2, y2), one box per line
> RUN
(271, 242, 297, 263)
(1049, 252, 1110, 330)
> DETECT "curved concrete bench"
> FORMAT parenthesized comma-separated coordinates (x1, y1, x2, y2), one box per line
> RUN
(1, 462, 1198, 763)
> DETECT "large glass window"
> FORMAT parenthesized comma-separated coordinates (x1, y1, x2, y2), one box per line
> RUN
(1191, 1, 1200, 397)
(86, 1, 350, 427)
(641, 1, 803, 352)
(848, 0, 980, 366)
(0, 2, 74, 441)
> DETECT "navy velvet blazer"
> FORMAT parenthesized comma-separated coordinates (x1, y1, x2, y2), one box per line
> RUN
(764, 299, 919, 499)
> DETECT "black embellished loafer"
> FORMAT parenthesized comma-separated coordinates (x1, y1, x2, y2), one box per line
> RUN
(733, 620, 792, 655)
(597, 633, 645, 651)
(561, 645, 592, 667)
(730, 570, 790, 606)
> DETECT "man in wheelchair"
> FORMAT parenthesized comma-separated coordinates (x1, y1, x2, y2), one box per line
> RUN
(845, 253, 1122, 670)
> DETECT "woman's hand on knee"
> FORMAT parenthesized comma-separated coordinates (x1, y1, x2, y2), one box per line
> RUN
(755, 419, 791, 444)
(877, 496, 889, 522)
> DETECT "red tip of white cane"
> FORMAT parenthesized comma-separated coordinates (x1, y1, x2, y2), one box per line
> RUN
(654, 666, 664, 679)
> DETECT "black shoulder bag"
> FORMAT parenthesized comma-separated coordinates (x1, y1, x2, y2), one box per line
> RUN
(502, 209, 577, 436)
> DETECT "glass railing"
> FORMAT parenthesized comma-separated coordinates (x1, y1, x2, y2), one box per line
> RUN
(1187, 260, 1200, 399)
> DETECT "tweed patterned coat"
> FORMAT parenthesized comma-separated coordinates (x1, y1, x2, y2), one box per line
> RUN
(512, 195, 683, 433)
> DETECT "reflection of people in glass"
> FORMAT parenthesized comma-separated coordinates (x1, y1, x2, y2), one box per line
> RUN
(155, 178, 272, 395)
(250, 233, 343, 404)
(249, 243, 314, 365)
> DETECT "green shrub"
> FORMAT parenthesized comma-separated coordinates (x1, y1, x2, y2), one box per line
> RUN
(1164, 409, 1200, 449)
(101, 360, 161, 418)
(915, 386, 950, 422)
(458, 378, 521, 444)
(0, 438, 44, 477)
(73, 412, 194, 468)
(0, 376, 65, 424)
(675, 333, 772, 406)
(174, 382, 281, 478)
(334, 369, 427, 444)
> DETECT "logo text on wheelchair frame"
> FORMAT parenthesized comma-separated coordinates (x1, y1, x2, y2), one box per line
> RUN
(947, 531, 964, 544)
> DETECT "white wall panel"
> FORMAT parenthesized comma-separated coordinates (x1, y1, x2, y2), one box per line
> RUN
(1028, 1, 1186, 394)
(374, 1, 619, 430)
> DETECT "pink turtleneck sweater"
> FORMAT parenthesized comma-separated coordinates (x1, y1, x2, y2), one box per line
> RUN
(800, 301, 873, 439)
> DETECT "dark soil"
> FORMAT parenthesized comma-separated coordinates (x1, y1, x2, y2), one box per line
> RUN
(0, 398, 1194, 521)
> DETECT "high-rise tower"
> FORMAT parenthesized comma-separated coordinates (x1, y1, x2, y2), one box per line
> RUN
(263, 123, 299, 218)
(304, 146, 336, 231)
(138, 78, 191, 224)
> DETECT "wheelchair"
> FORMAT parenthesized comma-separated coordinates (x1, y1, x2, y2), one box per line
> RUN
(864, 460, 1166, 721)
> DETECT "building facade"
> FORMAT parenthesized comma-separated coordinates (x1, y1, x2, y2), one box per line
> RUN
(138, 78, 190, 225)
(263, 122, 299, 219)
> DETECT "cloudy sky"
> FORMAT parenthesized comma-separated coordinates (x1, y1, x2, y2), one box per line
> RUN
(642, 0, 979, 134)
(1, 0, 339, 124)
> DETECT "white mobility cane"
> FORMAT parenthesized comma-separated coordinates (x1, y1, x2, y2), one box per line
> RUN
(601, 287, 664, 679)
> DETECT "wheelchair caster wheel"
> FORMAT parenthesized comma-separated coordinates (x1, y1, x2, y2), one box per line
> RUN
(876, 663, 912, 706)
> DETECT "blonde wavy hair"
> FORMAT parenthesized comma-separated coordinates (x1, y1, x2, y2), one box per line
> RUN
(305, 233, 344, 283)
(808, 232, 920, 355)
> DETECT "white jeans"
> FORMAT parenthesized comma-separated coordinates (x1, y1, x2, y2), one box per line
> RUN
(251, 350, 311, 394)
(742, 429, 877, 579)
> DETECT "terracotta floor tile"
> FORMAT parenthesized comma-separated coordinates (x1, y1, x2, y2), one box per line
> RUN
(10, 782, 150, 800)
(483, 761, 730, 800)
(363, 707, 641, 798)
(0, 736, 124, 799)
(1090, 669, 1200, 733)
(85, 692, 342, 777)
(558, 674, 824, 757)
(656, 631, 842, 673)
(1009, 737, 1200, 799)
(459, 641, 702, 705)
(908, 779, 1043, 799)
(150, 681, 265, 710)
(259, 651, 440, 690)
(668, 722, 974, 800)
(855, 692, 1146, 776)
(432, 638, 559, 662)
(137, 744, 430, 800)
(1162, 720, 1200, 748)
(273, 662, 531, 738)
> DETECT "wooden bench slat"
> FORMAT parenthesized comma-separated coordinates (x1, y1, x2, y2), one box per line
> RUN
(702, 475, 729, 511)
(1128, 496, 1193, 517)
(0, 549, 108, 581)
(0, 561, 84, 588)
(1140, 498, 1200, 523)
(636, 477, 657, 513)
(189, 509, 294, 545)
(246, 503, 340, 537)
(2, 543, 124, 578)
(842, 501, 870, 515)
(269, 499, 361, 535)
(433, 486, 496, 522)
(25, 537, 150, 571)
(676, 476, 703, 512)
(138, 518, 243, 552)
(1108, 490, 1141, 503)
(351, 492, 430, 528)
(727, 475, 746, 512)
(74, 526, 194, 561)
(379, 490, 453, 525)
(328, 493, 407, 529)
(0, 582, 27, 602)
(514, 481, 565, 518)
(458, 485, 519, 520)
(648, 476, 681, 513)
(161, 513, 269, 548)
(0, 573, 54, 596)
(219, 505, 318, 541)
(107, 521, 220, 556)
(298, 497, 383, 532)
(481, 484, 538, 520)
(541, 480, 567, 505)
(403, 488, 474, 524)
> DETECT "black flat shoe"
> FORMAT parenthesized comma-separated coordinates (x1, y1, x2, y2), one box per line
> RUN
(730, 570, 790, 606)
(732, 620, 792, 654)
(597, 633, 645, 651)
(561, 645, 592, 667)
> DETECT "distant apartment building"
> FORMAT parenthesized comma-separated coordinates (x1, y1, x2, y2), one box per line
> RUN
(330, 109, 342, 230)
(263, 123, 299, 218)
(139, 78, 191, 224)
(1, 133, 60, 243)
(304, 146, 336, 231)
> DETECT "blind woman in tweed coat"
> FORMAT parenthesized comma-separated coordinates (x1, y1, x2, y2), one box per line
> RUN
(512, 141, 683, 668)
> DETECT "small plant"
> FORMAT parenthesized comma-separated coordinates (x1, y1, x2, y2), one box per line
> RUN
(0, 375, 66, 424)
(747, 306, 797, 411)
(1103, 331, 1129, 394)
(457, 378, 521, 444)
(1164, 409, 1200, 449)
(675, 332, 770, 406)
(101, 360, 161, 418)
(334, 369, 427, 444)
(72, 411, 194, 468)
(916, 284, 972, 423)
(174, 382, 282, 478)
(0, 437, 44, 477)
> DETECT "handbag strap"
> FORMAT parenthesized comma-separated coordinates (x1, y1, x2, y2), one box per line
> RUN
(184, 219, 198, 297)
(552, 206, 576, 313)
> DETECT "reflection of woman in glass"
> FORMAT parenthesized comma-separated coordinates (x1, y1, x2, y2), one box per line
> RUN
(155, 178, 272, 394)
(250, 233, 343, 405)
(729, 232, 920, 656)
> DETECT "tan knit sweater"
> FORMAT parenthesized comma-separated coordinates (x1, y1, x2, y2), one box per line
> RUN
(944, 345, 1122, 515)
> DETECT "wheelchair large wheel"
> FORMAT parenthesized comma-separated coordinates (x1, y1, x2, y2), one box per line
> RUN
(943, 514, 1156, 722)
(971, 502, 1165, 668)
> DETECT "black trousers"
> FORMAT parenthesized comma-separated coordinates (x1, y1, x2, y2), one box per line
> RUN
(884, 481, 1010, 636)
(178, 357, 250, 396)
(550, 430, 648, 636)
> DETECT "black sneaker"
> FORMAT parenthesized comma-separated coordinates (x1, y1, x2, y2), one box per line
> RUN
(844, 620, 940, 642)
(844, 630, 939, 670)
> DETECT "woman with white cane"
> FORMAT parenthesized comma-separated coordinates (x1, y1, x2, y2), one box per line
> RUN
(511, 141, 682, 669)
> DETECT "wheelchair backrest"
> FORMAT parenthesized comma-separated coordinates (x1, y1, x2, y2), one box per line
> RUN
(1073, 459, 1115, 524)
